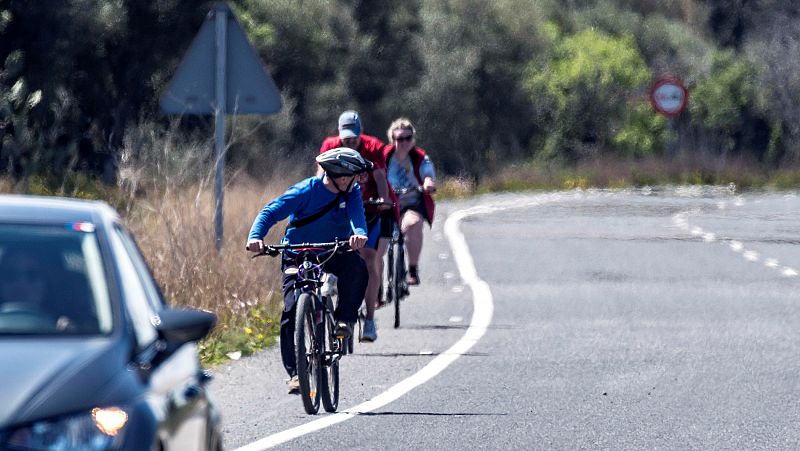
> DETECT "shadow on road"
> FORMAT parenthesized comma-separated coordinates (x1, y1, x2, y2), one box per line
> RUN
(400, 324, 514, 330)
(355, 351, 490, 357)
(349, 411, 507, 417)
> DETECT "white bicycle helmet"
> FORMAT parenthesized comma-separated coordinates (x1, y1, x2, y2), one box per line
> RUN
(316, 147, 373, 177)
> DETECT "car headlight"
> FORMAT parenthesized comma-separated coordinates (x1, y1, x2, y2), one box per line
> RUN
(3, 407, 128, 450)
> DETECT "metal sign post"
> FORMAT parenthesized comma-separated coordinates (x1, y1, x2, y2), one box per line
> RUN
(650, 76, 688, 160)
(214, 9, 227, 253)
(160, 2, 282, 253)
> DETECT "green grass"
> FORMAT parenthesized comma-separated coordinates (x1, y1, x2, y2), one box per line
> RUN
(199, 301, 281, 366)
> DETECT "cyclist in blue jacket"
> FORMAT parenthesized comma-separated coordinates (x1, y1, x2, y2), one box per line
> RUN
(246, 148, 371, 394)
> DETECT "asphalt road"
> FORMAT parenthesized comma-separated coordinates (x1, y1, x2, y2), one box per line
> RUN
(212, 187, 800, 450)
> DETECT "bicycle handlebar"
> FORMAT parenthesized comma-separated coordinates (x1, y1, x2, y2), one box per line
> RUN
(249, 239, 352, 258)
(364, 198, 393, 207)
(394, 185, 436, 195)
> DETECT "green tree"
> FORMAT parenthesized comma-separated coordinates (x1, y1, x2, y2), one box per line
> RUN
(612, 101, 667, 157)
(399, 0, 547, 178)
(236, 0, 351, 148)
(0, 1, 213, 181)
(0, 49, 45, 176)
(348, 0, 424, 133)
(525, 27, 650, 161)
(689, 50, 758, 153)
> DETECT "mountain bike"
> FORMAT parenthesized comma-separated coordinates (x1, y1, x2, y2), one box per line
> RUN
(362, 198, 408, 330)
(254, 240, 351, 414)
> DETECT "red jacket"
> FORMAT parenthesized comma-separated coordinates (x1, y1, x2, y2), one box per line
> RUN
(384, 145, 436, 225)
(320, 134, 397, 218)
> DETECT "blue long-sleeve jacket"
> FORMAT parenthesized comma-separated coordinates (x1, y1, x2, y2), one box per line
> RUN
(248, 176, 368, 244)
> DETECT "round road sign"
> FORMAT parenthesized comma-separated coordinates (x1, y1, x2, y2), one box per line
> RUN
(650, 77, 688, 117)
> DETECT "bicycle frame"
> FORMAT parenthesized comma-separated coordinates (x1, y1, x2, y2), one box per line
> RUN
(291, 257, 346, 358)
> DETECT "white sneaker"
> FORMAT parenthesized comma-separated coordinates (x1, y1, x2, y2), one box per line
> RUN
(362, 319, 378, 342)
(287, 375, 300, 394)
(321, 273, 337, 296)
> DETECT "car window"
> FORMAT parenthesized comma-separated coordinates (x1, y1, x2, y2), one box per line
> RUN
(113, 225, 166, 312)
(110, 224, 166, 349)
(0, 223, 113, 335)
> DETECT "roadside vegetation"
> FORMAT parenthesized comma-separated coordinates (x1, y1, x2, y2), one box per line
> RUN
(5, 1, 800, 182)
(3, 143, 798, 365)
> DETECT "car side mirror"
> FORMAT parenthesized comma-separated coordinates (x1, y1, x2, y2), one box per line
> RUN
(154, 308, 217, 346)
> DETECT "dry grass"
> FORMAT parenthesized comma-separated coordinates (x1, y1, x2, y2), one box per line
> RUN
(121, 174, 299, 363)
(105, 121, 309, 363)
(482, 154, 798, 192)
(437, 176, 477, 198)
(124, 179, 285, 318)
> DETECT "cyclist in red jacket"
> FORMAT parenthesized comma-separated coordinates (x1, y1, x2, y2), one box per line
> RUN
(384, 117, 436, 286)
(319, 111, 394, 342)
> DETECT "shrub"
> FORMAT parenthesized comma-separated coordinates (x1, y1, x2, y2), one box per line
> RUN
(689, 50, 759, 151)
(525, 27, 651, 161)
(612, 102, 667, 157)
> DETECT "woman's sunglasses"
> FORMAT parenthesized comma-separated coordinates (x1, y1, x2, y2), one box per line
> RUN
(393, 135, 413, 142)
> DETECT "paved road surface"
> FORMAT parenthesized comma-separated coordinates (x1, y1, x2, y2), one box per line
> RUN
(212, 188, 800, 450)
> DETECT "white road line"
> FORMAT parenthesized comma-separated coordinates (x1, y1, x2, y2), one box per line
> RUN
(672, 197, 798, 278)
(233, 203, 502, 450)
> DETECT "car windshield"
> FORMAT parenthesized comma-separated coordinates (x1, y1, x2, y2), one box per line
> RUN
(0, 223, 113, 335)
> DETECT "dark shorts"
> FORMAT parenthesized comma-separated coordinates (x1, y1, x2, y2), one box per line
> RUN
(380, 209, 393, 238)
(366, 216, 380, 249)
(400, 196, 426, 219)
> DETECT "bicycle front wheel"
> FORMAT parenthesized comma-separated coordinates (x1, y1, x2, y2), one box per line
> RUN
(295, 293, 321, 414)
(320, 313, 340, 412)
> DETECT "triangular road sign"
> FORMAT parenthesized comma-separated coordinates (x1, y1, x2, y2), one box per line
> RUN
(160, 3, 281, 115)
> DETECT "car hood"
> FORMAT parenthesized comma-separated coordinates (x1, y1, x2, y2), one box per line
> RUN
(0, 336, 141, 427)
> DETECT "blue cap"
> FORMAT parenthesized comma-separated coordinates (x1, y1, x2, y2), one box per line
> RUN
(338, 110, 362, 139)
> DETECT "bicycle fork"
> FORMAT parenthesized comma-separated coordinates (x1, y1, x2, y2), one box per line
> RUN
(321, 295, 344, 364)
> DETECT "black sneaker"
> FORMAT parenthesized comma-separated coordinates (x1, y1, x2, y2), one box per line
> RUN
(333, 321, 352, 338)
(407, 265, 420, 286)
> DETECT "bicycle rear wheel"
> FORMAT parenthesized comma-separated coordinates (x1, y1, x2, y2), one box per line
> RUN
(320, 313, 340, 412)
(386, 240, 396, 305)
(295, 293, 321, 414)
(357, 304, 366, 344)
(393, 241, 405, 328)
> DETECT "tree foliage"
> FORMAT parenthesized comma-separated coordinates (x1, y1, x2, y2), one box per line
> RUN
(1, 0, 800, 186)
(691, 50, 757, 131)
(525, 28, 650, 160)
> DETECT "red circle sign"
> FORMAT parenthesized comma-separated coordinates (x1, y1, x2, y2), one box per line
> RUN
(650, 77, 688, 117)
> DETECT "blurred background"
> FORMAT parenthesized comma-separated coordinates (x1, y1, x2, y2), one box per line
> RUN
(6, 0, 800, 186)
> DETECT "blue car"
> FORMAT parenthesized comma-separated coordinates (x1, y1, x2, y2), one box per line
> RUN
(0, 195, 222, 450)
